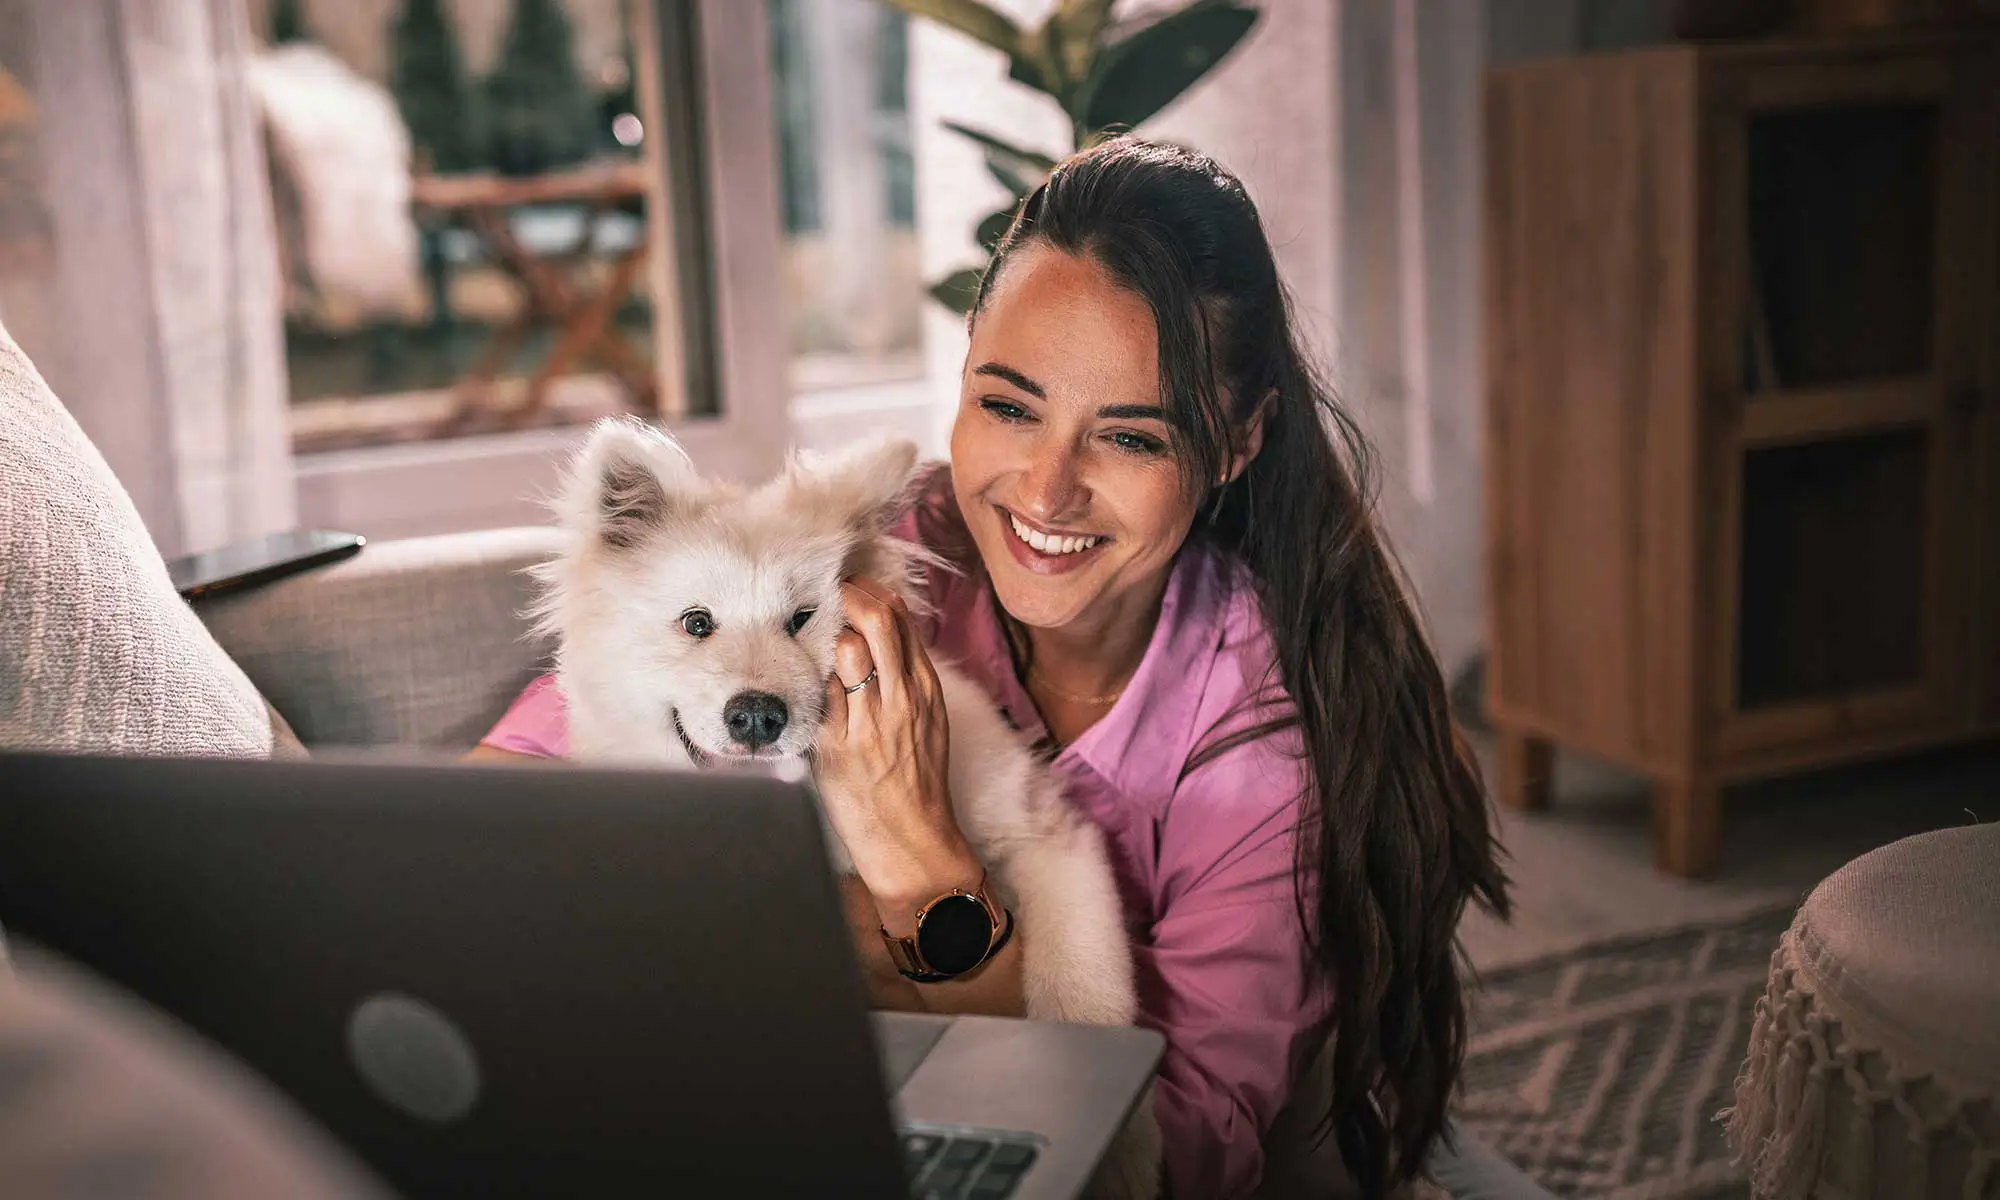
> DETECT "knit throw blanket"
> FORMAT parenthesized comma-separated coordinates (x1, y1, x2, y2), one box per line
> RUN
(0, 322, 271, 757)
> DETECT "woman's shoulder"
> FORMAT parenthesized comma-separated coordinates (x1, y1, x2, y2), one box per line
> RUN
(888, 462, 974, 563)
(1187, 542, 1298, 737)
(1160, 548, 1308, 801)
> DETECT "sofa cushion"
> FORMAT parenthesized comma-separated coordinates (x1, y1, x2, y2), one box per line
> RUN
(196, 526, 562, 749)
(0, 319, 283, 757)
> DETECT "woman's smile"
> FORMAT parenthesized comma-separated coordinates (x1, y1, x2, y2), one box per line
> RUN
(997, 506, 1110, 574)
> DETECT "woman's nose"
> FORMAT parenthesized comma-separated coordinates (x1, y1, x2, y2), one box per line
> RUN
(1016, 445, 1087, 521)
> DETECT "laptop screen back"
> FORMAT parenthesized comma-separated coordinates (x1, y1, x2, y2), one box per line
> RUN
(0, 752, 908, 1198)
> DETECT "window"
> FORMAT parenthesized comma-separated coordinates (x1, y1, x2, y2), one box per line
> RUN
(0, 1, 799, 542)
(251, 0, 689, 453)
(765, 0, 926, 395)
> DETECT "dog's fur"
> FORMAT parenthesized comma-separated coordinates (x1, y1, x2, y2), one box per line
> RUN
(532, 419, 1160, 1198)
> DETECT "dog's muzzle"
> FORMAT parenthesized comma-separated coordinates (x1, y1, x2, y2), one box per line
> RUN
(670, 708, 711, 769)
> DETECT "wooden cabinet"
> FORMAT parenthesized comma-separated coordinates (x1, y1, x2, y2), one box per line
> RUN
(1482, 30, 1999, 876)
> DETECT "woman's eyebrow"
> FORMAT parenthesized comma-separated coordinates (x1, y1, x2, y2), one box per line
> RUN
(972, 362, 1045, 398)
(1096, 404, 1167, 421)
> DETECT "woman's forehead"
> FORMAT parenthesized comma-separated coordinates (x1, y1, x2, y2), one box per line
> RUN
(971, 245, 1159, 409)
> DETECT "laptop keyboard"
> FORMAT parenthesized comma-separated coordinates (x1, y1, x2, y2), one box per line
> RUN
(900, 1125, 1041, 1200)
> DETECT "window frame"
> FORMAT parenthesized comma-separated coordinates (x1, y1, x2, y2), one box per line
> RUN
(294, 0, 792, 539)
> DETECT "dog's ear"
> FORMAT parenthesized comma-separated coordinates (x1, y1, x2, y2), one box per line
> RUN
(558, 417, 705, 549)
(790, 434, 922, 534)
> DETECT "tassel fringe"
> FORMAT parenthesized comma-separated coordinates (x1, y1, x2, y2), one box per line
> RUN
(1719, 931, 2000, 1199)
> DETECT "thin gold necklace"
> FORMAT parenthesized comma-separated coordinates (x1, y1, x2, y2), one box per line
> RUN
(994, 584, 1129, 707)
(1027, 661, 1126, 707)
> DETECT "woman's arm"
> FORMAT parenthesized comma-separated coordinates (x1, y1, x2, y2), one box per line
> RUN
(1141, 752, 1329, 1199)
(815, 579, 1026, 1021)
(459, 745, 542, 764)
(465, 674, 570, 760)
(839, 876, 1026, 1017)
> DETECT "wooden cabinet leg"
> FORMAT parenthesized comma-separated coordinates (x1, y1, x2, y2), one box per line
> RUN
(1495, 730, 1554, 812)
(1654, 778, 1723, 877)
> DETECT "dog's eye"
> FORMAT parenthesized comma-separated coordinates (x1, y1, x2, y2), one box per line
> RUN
(785, 608, 816, 637)
(680, 609, 715, 639)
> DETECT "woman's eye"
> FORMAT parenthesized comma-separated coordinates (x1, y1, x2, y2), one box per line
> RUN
(680, 609, 715, 639)
(979, 398, 1032, 423)
(785, 608, 815, 637)
(1108, 430, 1166, 456)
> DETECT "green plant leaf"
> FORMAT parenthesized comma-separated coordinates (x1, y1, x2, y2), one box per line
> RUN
(940, 121, 1058, 175)
(880, 0, 1022, 58)
(1006, 52, 1050, 96)
(985, 158, 1036, 199)
(1080, 0, 1259, 134)
(1056, 0, 1118, 38)
(976, 205, 1018, 252)
(1048, 0, 1118, 86)
(929, 266, 986, 315)
(1006, 24, 1064, 103)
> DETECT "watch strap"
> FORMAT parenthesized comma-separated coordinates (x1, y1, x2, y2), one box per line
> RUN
(880, 876, 1006, 982)
(891, 908, 1014, 984)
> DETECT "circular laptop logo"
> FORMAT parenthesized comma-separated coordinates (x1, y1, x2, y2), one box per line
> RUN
(346, 992, 482, 1124)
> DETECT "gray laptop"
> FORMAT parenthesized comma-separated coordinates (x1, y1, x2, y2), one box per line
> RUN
(0, 752, 1161, 1199)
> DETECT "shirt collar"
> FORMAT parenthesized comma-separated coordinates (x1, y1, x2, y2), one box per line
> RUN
(960, 542, 1235, 805)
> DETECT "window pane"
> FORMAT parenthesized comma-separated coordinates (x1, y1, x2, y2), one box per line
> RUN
(767, 0, 925, 393)
(250, 0, 665, 451)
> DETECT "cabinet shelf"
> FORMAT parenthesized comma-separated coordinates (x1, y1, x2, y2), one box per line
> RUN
(1484, 31, 1999, 876)
(1738, 379, 1939, 446)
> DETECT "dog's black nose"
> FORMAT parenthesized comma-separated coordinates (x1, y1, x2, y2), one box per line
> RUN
(722, 692, 789, 750)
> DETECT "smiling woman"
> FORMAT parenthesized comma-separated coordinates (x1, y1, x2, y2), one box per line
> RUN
(470, 136, 1521, 1200)
(948, 242, 1252, 708)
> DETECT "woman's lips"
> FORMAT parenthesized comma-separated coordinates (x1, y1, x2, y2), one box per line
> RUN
(997, 507, 1108, 576)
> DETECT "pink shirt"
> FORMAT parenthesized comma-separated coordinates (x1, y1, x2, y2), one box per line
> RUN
(483, 491, 1327, 1198)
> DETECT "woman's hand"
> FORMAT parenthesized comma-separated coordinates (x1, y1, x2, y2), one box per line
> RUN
(818, 578, 1028, 1020)
(817, 578, 982, 923)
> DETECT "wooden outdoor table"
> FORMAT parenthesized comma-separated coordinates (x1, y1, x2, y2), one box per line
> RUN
(410, 158, 656, 433)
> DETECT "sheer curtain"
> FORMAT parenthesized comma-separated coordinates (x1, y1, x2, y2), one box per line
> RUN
(0, 0, 293, 559)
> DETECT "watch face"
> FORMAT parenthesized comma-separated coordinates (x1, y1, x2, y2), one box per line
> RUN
(916, 894, 993, 975)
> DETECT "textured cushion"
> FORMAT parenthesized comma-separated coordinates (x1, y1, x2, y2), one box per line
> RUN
(0, 320, 275, 757)
(196, 526, 561, 749)
(1726, 822, 2000, 1199)
(0, 946, 387, 1197)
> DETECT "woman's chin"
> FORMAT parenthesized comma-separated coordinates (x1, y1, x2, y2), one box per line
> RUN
(988, 570, 1096, 632)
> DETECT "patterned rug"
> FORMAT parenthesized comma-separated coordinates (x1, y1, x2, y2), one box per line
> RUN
(1457, 904, 1800, 1199)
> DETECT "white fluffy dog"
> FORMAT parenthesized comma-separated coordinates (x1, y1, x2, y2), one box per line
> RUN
(532, 418, 1160, 1198)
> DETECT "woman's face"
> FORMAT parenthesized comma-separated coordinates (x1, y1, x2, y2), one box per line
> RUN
(949, 243, 1201, 636)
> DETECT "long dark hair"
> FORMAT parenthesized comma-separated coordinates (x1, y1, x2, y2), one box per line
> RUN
(972, 137, 1512, 1193)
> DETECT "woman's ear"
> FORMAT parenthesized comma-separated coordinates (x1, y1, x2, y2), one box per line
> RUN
(1222, 391, 1274, 484)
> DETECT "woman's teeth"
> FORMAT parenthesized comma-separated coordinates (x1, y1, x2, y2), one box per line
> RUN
(1010, 514, 1101, 556)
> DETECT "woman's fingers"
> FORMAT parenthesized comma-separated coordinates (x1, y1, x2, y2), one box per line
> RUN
(840, 581, 906, 698)
(850, 577, 931, 695)
(832, 626, 875, 695)
(851, 577, 927, 668)
(820, 669, 849, 745)
(858, 578, 942, 707)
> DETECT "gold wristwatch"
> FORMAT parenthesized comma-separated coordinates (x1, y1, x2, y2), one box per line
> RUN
(879, 875, 1011, 983)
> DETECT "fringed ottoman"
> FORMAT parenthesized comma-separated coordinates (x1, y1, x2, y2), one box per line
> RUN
(1725, 822, 2000, 1199)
